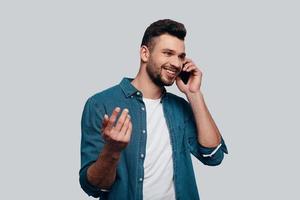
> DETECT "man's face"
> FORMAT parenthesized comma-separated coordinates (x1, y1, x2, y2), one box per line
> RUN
(145, 34, 186, 87)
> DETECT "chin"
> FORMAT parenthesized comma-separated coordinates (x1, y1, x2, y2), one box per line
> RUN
(151, 74, 175, 87)
(161, 78, 175, 86)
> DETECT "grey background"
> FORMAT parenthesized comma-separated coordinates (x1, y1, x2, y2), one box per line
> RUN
(1, 0, 299, 199)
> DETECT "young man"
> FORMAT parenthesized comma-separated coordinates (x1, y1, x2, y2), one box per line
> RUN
(80, 19, 228, 200)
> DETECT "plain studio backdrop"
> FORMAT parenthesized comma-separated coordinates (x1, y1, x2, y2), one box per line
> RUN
(0, 0, 299, 199)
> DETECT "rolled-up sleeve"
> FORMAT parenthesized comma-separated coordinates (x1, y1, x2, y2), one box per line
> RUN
(79, 97, 108, 198)
(188, 135, 228, 166)
(184, 102, 228, 166)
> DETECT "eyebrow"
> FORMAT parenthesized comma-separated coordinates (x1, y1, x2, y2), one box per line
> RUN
(162, 48, 186, 58)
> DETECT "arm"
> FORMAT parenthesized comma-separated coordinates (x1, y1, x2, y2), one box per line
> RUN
(87, 107, 132, 189)
(176, 58, 221, 147)
(87, 144, 121, 190)
(80, 98, 132, 197)
(176, 59, 227, 165)
(186, 91, 221, 147)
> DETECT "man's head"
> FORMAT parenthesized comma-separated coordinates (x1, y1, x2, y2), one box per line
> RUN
(140, 19, 187, 87)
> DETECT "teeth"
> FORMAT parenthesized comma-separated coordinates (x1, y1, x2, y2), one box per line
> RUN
(166, 69, 176, 75)
(167, 70, 175, 75)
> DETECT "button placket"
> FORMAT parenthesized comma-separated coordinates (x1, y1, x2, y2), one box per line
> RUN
(137, 97, 146, 195)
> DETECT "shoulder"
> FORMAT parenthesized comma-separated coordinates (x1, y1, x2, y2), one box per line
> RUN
(84, 83, 123, 110)
(91, 84, 122, 102)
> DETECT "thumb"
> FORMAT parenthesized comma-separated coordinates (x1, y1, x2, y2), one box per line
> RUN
(176, 77, 186, 90)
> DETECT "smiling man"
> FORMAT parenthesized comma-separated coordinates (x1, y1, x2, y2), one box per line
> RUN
(80, 19, 228, 200)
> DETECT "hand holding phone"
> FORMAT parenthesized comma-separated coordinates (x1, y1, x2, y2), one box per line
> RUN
(177, 58, 202, 93)
(179, 70, 191, 84)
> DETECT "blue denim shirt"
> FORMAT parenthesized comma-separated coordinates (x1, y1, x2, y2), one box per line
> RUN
(80, 78, 228, 200)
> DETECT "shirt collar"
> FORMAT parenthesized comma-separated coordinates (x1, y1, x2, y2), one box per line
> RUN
(119, 77, 167, 99)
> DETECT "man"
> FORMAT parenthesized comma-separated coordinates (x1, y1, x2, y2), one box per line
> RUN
(80, 19, 228, 200)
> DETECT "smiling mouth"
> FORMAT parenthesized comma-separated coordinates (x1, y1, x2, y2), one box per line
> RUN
(163, 67, 178, 77)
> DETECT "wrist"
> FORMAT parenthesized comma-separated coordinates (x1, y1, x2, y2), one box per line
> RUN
(102, 144, 122, 161)
(186, 90, 203, 101)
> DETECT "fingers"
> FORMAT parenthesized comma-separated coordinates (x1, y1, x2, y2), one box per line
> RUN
(183, 60, 194, 71)
(102, 114, 109, 127)
(106, 107, 121, 130)
(186, 65, 197, 72)
(120, 114, 131, 134)
(101, 114, 109, 134)
(182, 58, 202, 75)
(124, 121, 132, 141)
(103, 107, 132, 142)
(115, 108, 129, 131)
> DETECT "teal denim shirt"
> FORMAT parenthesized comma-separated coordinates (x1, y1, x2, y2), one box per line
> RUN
(80, 78, 228, 200)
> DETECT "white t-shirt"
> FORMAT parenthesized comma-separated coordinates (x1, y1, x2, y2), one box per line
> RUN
(142, 97, 176, 200)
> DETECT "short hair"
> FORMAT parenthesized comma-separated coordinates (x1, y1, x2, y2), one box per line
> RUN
(141, 19, 186, 50)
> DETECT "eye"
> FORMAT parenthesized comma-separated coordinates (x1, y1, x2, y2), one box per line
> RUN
(179, 55, 186, 60)
(163, 52, 172, 56)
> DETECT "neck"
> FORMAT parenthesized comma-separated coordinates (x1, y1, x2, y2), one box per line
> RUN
(132, 65, 164, 99)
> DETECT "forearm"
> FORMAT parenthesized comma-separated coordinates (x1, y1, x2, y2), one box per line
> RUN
(186, 91, 221, 147)
(87, 144, 121, 189)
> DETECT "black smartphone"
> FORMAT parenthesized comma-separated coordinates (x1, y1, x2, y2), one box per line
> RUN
(179, 70, 191, 84)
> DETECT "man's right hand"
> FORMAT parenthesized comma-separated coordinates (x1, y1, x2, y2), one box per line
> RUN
(86, 107, 132, 188)
(101, 107, 133, 153)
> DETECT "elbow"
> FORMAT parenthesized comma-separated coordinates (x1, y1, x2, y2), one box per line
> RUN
(79, 174, 101, 198)
(79, 167, 102, 198)
(202, 151, 225, 166)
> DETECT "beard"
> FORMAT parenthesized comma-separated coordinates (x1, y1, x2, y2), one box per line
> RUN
(146, 62, 176, 87)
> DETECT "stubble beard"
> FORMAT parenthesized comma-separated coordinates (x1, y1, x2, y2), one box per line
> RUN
(146, 63, 174, 87)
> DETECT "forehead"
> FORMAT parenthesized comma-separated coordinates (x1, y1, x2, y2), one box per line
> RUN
(152, 34, 185, 52)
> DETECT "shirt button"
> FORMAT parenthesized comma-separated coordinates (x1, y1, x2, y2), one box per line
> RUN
(130, 96, 133, 98)
(137, 92, 140, 95)
(141, 107, 145, 111)
(142, 130, 146, 134)
(140, 153, 144, 158)
(139, 178, 143, 182)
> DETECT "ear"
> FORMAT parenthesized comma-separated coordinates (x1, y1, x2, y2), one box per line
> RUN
(140, 45, 150, 62)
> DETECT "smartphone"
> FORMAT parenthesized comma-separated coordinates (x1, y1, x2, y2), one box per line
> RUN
(179, 70, 190, 84)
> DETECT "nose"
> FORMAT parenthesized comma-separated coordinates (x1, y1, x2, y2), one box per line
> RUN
(169, 56, 182, 70)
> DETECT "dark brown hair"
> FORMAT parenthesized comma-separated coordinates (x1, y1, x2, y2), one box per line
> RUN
(141, 19, 186, 50)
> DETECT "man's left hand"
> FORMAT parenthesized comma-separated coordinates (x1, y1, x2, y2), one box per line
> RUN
(176, 58, 203, 94)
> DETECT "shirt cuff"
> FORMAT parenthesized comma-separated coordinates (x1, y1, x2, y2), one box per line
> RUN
(197, 137, 228, 155)
(188, 135, 228, 166)
(202, 142, 222, 157)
